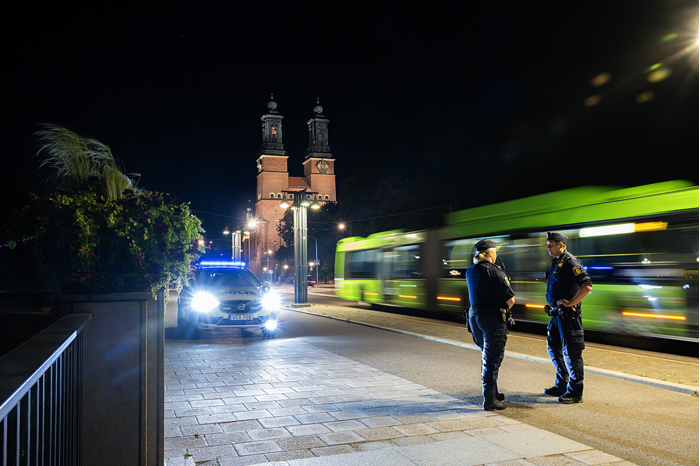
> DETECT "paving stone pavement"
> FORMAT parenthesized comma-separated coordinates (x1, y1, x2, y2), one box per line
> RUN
(164, 329, 637, 466)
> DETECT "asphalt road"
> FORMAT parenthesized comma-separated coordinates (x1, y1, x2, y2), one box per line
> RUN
(274, 293, 699, 466)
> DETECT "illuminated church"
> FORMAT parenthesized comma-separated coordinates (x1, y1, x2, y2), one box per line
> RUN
(248, 96, 336, 279)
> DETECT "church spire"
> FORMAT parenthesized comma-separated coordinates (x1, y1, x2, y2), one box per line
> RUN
(260, 94, 285, 155)
(306, 98, 331, 159)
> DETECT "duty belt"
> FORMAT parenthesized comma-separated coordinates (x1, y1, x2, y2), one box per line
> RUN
(469, 305, 501, 311)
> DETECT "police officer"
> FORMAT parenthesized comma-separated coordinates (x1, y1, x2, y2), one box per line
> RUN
(466, 239, 515, 411)
(544, 232, 593, 404)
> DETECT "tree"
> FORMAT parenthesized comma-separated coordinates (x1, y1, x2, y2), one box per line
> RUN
(35, 124, 139, 201)
(276, 201, 342, 281)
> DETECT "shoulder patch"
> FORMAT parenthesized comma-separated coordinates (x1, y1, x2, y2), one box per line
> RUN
(504, 277, 511, 286)
(573, 266, 584, 276)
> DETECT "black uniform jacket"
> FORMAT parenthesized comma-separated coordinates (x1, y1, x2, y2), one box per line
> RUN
(466, 261, 515, 309)
(545, 251, 593, 307)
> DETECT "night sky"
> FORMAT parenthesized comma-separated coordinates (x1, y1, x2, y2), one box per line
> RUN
(2, 1, 698, 238)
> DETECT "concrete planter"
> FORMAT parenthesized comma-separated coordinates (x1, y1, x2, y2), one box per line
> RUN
(59, 291, 165, 466)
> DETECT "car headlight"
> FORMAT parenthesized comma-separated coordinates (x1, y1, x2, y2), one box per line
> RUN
(261, 292, 281, 311)
(192, 292, 219, 313)
(264, 319, 278, 330)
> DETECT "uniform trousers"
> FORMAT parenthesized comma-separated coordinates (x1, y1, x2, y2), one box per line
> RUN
(468, 308, 507, 401)
(546, 312, 585, 396)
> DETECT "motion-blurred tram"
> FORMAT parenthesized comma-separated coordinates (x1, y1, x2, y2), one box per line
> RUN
(334, 181, 699, 342)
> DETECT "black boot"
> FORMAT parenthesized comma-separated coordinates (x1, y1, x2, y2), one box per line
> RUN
(544, 386, 566, 397)
(495, 383, 505, 401)
(483, 398, 507, 411)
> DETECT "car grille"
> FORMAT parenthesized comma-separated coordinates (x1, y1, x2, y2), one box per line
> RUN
(219, 299, 262, 314)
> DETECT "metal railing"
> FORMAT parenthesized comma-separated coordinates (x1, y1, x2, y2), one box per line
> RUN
(0, 314, 91, 466)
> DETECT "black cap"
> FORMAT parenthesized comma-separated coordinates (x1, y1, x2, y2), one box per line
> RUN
(546, 232, 568, 244)
(475, 239, 497, 251)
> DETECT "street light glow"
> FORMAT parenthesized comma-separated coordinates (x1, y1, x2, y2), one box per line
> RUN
(338, 223, 345, 230)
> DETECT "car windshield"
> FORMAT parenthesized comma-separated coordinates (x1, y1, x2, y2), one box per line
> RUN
(194, 269, 261, 287)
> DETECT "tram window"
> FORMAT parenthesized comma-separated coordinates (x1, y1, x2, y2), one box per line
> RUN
(501, 238, 549, 277)
(345, 250, 378, 279)
(390, 245, 421, 279)
(442, 239, 476, 278)
(570, 222, 699, 269)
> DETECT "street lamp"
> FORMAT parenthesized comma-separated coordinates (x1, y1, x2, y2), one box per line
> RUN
(223, 226, 242, 261)
(243, 229, 250, 265)
(279, 189, 319, 304)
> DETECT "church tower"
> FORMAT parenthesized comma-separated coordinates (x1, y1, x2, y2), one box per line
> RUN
(250, 96, 336, 280)
(253, 95, 289, 279)
(303, 99, 336, 203)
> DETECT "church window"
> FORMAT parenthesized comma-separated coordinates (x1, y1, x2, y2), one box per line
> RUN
(270, 193, 275, 198)
(319, 133, 324, 144)
(271, 126, 278, 140)
(277, 193, 282, 198)
(288, 194, 293, 199)
(325, 195, 329, 200)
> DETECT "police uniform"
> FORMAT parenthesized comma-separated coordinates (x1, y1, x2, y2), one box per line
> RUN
(465, 239, 515, 410)
(545, 232, 592, 402)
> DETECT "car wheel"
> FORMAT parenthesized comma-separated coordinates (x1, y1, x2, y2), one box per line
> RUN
(176, 307, 189, 339)
(178, 308, 203, 340)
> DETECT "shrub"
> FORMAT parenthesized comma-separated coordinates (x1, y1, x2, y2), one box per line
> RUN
(6, 189, 204, 293)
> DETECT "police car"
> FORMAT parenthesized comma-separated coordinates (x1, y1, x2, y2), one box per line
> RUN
(176, 260, 280, 338)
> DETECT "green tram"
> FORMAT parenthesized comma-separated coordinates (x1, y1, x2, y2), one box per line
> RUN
(335, 181, 699, 342)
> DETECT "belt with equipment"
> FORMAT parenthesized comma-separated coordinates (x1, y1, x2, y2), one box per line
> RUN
(470, 306, 516, 327)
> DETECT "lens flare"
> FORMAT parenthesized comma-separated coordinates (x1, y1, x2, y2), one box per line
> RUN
(584, 95, 601, 107)
(636, 91, 654, 103)
(590, 73, 611, 86)
(192, 292, 219, 313)
(647, 68, 672, 83)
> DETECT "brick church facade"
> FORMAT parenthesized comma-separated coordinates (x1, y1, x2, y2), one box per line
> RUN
(248, 96, 336, 280)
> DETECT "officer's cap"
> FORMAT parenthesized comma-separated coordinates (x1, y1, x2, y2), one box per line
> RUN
(546, 232, 568, 244)
(475, 239, 497, 251)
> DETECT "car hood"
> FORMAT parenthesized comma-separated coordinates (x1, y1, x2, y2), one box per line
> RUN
(211, 287, 262, 298)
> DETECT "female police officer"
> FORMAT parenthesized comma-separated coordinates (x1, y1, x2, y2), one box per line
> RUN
(466, 239, 515, 411)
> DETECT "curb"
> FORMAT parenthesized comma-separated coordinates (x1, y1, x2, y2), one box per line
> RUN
(283, 306, 699, 396)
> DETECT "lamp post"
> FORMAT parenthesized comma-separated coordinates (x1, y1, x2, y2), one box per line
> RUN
(224, 226, 242, 262)
(273, 240, 278, 282)
(280, 190, 320, 304)
(307, 235, 319, 287)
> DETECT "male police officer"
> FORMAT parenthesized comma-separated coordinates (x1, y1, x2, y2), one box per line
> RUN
(466, 239, 515, 411)
(544, 232, 592, 404)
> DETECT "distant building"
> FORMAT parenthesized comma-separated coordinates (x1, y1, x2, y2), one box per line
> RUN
(249, 96, 336, 280)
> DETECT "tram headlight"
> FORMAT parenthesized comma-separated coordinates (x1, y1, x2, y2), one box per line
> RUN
(261, 292, 281, 311)
(192, 292, 219, 313)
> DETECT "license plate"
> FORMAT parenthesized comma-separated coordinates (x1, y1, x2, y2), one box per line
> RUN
(228, 314, 252, 320)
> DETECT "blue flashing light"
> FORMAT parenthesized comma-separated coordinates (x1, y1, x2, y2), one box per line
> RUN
(199, 260, 246, 269)
(589, 266, 614, 270)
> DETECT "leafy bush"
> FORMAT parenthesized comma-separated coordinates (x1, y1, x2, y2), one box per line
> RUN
(6, 189, 204, 293)
(3, 125, 204, 294)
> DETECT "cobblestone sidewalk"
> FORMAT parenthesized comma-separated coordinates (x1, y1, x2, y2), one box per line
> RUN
(164, 329, 635, 466)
